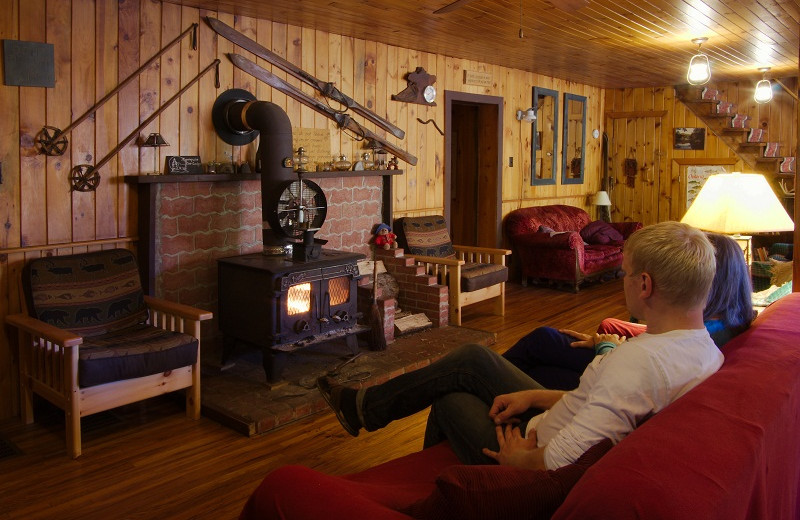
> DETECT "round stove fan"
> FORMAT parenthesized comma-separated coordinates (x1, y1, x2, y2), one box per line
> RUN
(272, 179, 327, 238)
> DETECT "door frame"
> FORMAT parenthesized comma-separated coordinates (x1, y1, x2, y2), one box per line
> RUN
(444, 90, 504, 248)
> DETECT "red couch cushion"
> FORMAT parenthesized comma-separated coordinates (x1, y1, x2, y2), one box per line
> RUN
(403, 439, 613, 520)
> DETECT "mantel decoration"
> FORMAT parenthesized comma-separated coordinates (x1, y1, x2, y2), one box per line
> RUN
(142, 133, 169, 174)
(392, 67, 437, 106)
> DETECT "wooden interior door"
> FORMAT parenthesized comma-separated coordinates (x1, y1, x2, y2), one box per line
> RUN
(445, 92, 503, 248)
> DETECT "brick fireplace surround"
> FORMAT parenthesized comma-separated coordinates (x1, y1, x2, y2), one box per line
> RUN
(128, 173, 449, 354)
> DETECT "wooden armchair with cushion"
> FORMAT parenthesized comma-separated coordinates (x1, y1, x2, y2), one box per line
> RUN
(5, 248, 212, 458)
(394, 216, 510, 326)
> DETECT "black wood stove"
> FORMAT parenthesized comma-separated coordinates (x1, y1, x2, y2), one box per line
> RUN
(211, 89, 366, 383)
(218, 250, 364, 383)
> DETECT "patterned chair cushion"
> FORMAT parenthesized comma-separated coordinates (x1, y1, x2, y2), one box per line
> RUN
(398, 216, 456, 258)
(23, 249, 148, 337)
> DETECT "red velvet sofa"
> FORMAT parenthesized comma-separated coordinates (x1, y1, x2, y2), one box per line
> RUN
(504, 205, 641, 291)
(240, 292, 800, 520)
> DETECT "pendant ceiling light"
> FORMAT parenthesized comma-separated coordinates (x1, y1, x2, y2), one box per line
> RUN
(687, 37, 711, 85)
(754, 67, 773, 104)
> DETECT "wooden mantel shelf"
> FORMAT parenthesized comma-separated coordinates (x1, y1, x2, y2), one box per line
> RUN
(124, 170, 402, 184)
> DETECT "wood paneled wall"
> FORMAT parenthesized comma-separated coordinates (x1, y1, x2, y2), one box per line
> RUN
(0, 0, 603, 419)
(604, 80, 797, 226)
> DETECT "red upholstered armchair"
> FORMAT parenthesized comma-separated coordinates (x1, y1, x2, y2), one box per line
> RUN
(504, 205, 641, 292)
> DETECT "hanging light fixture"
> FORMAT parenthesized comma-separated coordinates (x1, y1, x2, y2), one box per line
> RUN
(687, 37, 711, 85)
(754, 67, 773, 104)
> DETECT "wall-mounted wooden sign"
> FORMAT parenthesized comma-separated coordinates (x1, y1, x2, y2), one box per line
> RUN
(166, 156, 203, 174)
(463, 70, 492, 87)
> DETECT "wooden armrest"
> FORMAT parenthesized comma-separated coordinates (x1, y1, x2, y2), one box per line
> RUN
(5, 313, 83, 347)
(144, 296, 214, 321)
(453, 245, 512, 256)
(408, 254, 465, 267)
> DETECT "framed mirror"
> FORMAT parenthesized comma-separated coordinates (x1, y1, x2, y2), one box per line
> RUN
(561, 93, 587, 185)
(530, 87, 559, 186)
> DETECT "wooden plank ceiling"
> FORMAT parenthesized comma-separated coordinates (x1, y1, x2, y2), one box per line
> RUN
(170, 0, 799, 89)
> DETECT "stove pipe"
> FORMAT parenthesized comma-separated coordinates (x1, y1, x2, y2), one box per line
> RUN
(212, 90, 296, 255)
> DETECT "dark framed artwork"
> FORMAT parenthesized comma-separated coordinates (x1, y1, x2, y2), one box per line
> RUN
(673, 127, 705, 150)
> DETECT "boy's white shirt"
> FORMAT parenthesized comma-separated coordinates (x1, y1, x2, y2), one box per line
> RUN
(526, 328, 723, 469)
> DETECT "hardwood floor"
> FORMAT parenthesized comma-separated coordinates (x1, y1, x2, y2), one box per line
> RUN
(0, 279, 628, 520)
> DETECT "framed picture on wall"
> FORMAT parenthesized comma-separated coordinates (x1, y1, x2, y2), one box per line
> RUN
(674, 127, 706, 150)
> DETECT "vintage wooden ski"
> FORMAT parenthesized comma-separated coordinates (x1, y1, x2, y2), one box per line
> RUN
(228, 53, 417, 166)
(206, 16, 405, 140)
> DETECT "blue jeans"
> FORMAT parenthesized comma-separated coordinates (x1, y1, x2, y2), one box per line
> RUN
(358, 344, 545, 464)
(502, 326, 596, 390)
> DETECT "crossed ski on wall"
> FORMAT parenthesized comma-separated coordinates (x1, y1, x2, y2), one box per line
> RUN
(206, 17, 415, 165)
(228, 53, 417, 166)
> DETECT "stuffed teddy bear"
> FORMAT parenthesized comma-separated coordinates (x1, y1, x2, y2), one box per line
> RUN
(374, 223, 397, 250)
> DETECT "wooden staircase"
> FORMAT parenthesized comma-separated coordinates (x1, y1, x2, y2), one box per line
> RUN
(674, 85, 796, 183)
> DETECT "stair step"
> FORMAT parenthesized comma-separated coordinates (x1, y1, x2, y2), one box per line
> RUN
(701, 87, 720, 100)
(730, 114, 749, 128)
(747, 128, 767, 142)
(763, 142, 781, 157)
(738, 142, 767, 153)
(780, 157, 795, 173)
(715, 101, 735, 114)
(722, 127, 751, 135)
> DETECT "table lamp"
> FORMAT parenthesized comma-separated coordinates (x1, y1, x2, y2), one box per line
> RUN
(594, 190, 612, 222)
(142, 133, 169, 174)
(680, 172, 794, 264)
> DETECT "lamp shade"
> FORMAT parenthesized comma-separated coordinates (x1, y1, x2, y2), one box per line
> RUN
(680, 172, 794, 234)
(143, 133, 169, 147)
(594, 191, 611, 206)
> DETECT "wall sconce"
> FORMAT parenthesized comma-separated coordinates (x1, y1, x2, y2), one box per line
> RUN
(754, 67, 773, 104)
(516, 108, 536, 123)
(141, 133, 169, 174)
(687, 37, 711, 85)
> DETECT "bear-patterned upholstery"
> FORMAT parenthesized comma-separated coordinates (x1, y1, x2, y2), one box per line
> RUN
(6, 248, 212, 458)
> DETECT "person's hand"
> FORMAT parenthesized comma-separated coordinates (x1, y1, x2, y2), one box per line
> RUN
(482, 424, 543, 469)
(595, 333, 626, 347)
(559, 329, 594, 348)
(488, 392, 533, 424)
